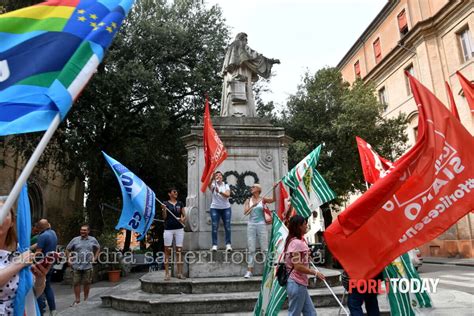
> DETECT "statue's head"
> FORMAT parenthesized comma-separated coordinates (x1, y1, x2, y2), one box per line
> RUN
(235, 32, 248, 43)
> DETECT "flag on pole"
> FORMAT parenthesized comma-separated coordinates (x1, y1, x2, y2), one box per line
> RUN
(0, 0, 135, 136)
(276, 182, 289, 221)
(355, 137, 432, 315)
(445, 82, 460, 120)
(383, 253, 432, 316)
(200, 97, 227, 192)
(13, 185, 40, 316)
(102, 152, 155, 240)
(356, 136, 393, 185)
(456, 71, 474, 113)
(281, 145, 336, 218)
(254, 213, 288, 316)
(325, 73, 474, 280)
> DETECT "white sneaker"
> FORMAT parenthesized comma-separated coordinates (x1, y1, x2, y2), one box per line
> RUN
(244, 271, 252, 279)
(226, 244, 232, 251)
(211, 245, 218, 251)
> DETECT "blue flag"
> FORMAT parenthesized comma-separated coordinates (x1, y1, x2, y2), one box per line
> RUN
(14, 185, 40, 316)
(0, 0, 135, 136)
(102, 152, 155, 240)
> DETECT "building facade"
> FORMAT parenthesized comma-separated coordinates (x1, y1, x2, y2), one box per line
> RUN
(338, 0, 473, 258)
(0, 139, 84, 243)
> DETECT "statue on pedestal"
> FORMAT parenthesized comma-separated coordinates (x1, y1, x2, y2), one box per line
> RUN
(220, 32, 280, 117)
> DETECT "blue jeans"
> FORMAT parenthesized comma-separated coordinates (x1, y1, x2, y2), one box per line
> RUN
(287, 279, 316, 316)
(38, 270, 56, 313)
(347, 291, 380, 316)
(210, 207, 232, 246)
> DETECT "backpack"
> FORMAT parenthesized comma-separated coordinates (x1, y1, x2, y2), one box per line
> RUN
(276, 262, 293, 287)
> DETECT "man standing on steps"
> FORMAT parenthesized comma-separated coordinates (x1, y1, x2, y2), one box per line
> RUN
(66, 224, 100, 307)
(35, 219, 58, 316)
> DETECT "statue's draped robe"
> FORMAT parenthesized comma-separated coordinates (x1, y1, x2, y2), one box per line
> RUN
(220, 41, 275, 117)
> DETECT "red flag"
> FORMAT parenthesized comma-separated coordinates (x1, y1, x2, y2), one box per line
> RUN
(200, 98, 228, 192)
(355, 136, 393, 184)
(325, 73, 474, 280)
(456, 71, 474, 113)
(277, 182, 289, 220)
(445, 81, 460, 120)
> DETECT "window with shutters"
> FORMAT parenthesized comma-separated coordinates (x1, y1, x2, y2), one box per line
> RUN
(404, 64, 414, 96)
(354, 60, 361, 79)
(378, 86, 388, 110)
(398, 9, 409, 36)
(457, 27, 474, 62)
(373, 38, 382, 64)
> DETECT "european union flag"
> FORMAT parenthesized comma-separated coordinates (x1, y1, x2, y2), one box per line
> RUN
(102, 151, 156, 240)
(0, 0, 135, 136)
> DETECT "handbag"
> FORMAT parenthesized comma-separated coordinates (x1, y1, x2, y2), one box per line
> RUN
(263, 202, 272, 224)
(276, 261, 294, 286)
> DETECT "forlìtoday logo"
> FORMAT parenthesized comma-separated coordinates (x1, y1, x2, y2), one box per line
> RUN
(348, 278, 440, 294)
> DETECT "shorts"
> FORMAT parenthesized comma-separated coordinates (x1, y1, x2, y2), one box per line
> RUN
(72, 269, 93, 285)
(163, 228, 184, 247)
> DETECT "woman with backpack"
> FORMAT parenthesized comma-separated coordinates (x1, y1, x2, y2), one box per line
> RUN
(243, 183, 275, 278)
(284, 215, 325, 316)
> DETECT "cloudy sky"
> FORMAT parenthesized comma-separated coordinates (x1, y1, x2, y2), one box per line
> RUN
(205, 0, 386, 109)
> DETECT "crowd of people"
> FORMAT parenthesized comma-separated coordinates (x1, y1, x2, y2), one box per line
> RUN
(0, 170, 349, 316)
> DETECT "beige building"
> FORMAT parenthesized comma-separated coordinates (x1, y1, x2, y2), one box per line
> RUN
(0, 139, 84, 243)
(338, 0, 473, 258)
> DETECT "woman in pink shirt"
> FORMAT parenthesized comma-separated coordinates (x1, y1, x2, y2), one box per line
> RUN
(284, 215, 325, 316)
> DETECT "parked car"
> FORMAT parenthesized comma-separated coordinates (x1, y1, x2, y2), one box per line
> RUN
(409, 248, 423, 270)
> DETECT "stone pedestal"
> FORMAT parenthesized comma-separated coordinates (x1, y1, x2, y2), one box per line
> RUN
(181, 117, 291, 251)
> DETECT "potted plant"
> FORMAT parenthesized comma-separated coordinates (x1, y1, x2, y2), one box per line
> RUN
(98, 231, 123, 282)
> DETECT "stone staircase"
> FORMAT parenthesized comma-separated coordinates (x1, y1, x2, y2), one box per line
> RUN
(100, 267, 346, 315)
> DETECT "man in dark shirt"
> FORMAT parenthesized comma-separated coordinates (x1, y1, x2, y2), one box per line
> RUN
(161, 187, 186, 280)
(35, 219, 58, 316)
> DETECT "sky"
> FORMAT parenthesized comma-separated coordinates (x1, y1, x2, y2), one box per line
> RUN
(205, 0, 387, 109)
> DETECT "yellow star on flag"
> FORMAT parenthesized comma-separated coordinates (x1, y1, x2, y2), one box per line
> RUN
(89, 13, 98, 20)
(93, 27, 99, 31)
(77, 9, 85, 14)
(111, 22, 117, 29)
(106, 26, 113, 33)
(99, 22, 105, 26)
(78, 16, 86, 22)
(90, 22, 97, 27)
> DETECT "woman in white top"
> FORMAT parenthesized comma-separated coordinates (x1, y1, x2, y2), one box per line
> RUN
(0, 196, 50, 315)
(208, 171, 232, 251)
(243, 183, 275, 278)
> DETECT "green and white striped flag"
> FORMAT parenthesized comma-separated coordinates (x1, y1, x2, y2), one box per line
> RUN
(383, 253, 432, 316)
(281, 145, 336, 218)
(254, 213, 288, 316)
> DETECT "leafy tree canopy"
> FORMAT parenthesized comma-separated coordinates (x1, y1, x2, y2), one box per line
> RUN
(7, 0, 230, 231)
(282, 67, 408, 207)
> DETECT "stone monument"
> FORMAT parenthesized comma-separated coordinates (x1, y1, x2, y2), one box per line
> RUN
(220, 32, 280, 117)
(182, 33, 289, 277)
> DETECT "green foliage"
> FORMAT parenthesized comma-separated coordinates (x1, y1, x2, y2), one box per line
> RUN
(283, 68, 408, 206)
(2, 0, 42, 12)
(7, 0, 230, 231)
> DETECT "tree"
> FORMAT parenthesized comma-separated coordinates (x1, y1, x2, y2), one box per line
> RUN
(283, 67, 407, 208)
(7, 0, 230, 232)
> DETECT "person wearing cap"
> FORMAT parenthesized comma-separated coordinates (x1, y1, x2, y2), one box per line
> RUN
(243, 183, 275, 278)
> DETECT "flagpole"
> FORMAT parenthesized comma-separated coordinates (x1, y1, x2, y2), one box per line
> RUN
(244, 181, 281, 214)
(0, 114, 61, 223)
(311, 261, 349, 315)
(269, 209, 349, 315)
(154, 197, 185, 228)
